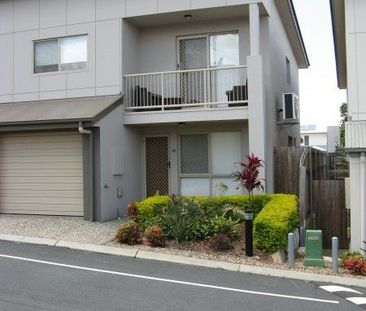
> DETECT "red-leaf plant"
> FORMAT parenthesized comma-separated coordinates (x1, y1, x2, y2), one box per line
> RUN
(233, 153, 265, 212)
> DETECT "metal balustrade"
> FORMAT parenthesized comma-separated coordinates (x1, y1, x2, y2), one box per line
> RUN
(124, 65, 248, 112)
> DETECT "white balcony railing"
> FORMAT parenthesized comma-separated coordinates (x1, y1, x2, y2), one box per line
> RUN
(124, 65, 248, 112)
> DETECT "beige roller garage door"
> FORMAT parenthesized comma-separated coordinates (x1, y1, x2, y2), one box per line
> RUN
(0, 131, 84, 216)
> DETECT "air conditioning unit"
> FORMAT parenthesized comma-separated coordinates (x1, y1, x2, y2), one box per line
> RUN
(282, 93, 299, 123)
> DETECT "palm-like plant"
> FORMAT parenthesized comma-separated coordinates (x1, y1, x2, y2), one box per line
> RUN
(233, 153, 265, 211)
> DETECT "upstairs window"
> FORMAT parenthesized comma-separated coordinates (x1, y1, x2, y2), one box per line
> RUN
(286, 57, 291, 84)
(34, 35, 87, 73)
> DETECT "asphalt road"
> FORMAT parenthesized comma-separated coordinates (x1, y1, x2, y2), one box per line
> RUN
(0, 240, 363, 311)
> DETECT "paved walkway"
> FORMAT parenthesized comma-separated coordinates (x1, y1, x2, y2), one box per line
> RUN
(0, 215, 125, 245)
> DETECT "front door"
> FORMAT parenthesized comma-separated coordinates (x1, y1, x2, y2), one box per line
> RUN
(145, 136, 169, 197)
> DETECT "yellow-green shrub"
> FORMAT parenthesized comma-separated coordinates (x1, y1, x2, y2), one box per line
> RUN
(254, 194, 299, 254)
(135, 194, 273, 232)
(135, 195, 170, 230)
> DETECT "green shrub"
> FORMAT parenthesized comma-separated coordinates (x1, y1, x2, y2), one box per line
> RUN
(210, 234, 234, 251)
(145, 225, 166, 247)
(210, 215, 239, 240)
(133, 194, 277, 243)
(254, 194, 299, 254)
(115, 221, 142, 245)
(160, 197, 204, 242)
(136, 195, 170, 230)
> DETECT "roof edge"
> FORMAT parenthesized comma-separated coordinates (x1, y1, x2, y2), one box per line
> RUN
(329, 0, 347, 89)
(274, 0, 310, 69)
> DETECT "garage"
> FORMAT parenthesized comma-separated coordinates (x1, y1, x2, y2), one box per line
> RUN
(0, 131, 84, 216)
(0, 95, 123, 220)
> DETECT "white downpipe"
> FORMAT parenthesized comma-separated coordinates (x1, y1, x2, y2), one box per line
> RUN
(78, 121, 92, 135)
(361, 152, 366, 252)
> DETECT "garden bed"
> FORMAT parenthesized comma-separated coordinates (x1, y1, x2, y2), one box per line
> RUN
(113, 194, 365, 279)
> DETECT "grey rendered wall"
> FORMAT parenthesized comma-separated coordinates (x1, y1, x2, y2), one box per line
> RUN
(0, 0, 122, 103)
(137, 17, 250, 73)
(121, 19, 139, 75)
(95, 105, 142, 221)
(259, 0, 301, 192)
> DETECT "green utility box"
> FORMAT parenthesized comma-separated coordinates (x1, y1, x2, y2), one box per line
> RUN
(304, 230, 324, 267)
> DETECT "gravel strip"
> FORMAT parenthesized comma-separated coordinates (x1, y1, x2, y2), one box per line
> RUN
(0, 215, 125, 245)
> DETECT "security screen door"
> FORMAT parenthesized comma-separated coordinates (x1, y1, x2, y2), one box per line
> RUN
(145, 136, 169, 197)
(178, 36, 208, 103)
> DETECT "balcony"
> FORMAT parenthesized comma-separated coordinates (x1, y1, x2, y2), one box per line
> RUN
(123, 66, 249, 124)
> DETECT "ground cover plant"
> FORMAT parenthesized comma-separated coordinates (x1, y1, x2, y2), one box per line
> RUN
(340, 251, 366, 275)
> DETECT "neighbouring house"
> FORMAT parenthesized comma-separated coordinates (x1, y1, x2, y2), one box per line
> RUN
(300, 125, 340, 152)
(301, 128, 327, 150)
(0, 0, 308, 221)
(330, 0, 366, 252)
(327, 125, 340, 153)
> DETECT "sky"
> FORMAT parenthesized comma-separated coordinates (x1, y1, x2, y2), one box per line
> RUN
(293, 0, 347, 131)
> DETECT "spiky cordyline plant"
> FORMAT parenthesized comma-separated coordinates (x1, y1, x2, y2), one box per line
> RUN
(233, 153, 265, 212)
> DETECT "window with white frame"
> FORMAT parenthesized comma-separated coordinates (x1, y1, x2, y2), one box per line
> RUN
(180, 132, 242, 196)
(34, 35, 87, 73)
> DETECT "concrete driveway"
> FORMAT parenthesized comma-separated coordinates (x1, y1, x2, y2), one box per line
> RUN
(0, 215, 124, 245)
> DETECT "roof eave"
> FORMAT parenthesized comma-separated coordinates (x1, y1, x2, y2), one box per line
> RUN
(330, 0, 347, 89)
(274, 0, 310, 69)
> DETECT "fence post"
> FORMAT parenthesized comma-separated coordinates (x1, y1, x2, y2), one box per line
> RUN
(332, 237, 339, 273)
(288, 233, 295, 268)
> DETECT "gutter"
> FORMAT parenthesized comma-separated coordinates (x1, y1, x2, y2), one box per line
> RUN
(79, 122, 95, 222)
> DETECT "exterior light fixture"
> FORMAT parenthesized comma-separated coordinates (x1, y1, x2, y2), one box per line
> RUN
(184, 14, 192, 20)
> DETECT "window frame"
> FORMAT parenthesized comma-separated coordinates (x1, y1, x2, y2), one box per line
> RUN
(178, 131, 243, 196)
(33, 34, 88, 75)
(176, 30, 240, 70)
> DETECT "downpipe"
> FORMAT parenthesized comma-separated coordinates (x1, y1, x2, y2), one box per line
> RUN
(78, 122, 94, 222)
(79, 121, 92, 135)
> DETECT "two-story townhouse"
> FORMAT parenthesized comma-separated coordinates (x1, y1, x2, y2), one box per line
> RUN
(330, 0, 366, 252)
(0, 0, 308, 222)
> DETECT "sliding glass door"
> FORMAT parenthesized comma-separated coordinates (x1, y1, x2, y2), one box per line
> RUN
(178, 33, 239, 104)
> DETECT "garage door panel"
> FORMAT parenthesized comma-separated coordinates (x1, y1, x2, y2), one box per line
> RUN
(0, 183, 82, 191)
(0, 176, 83, 184)
(0, 150, 83, 158)
(1, 205, 83, 216)
(0, 189, 83, 198)
(0, 131, 84, 216)
(1, 196, 83, 205)
(0, 155, 82, 163)
(0, 169, 83, 178)
(0, 162, 82, 170)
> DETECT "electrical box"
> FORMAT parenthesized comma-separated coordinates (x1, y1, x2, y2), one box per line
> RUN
(304, 230, 324, 267)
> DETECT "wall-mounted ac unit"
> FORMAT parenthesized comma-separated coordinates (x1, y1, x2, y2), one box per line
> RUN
(282, 93, 299, 123)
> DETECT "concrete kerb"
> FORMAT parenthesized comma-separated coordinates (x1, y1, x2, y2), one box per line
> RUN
(0, 233, 365, 288)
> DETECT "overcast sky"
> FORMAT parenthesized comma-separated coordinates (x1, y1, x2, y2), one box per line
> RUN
(293, 0, 347, 131)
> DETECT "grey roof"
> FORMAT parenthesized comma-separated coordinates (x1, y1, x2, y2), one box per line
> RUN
(0, 95, 123, 126)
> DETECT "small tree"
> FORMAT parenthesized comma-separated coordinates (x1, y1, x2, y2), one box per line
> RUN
(340, 102, 348, 148)
(233, 154, 265, 211)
